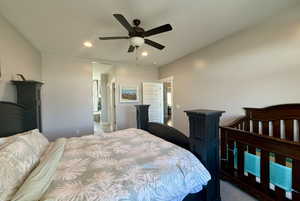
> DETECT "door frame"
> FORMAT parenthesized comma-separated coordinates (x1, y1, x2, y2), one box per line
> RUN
(109, 78, 117, 131)
(160, 76, 174, 126)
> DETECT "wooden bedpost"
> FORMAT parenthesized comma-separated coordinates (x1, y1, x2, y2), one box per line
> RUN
(185, 109, 224, 201)
(135, 105, 150, 131)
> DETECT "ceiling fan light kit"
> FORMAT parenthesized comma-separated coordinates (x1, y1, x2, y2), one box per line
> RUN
(130, 37, 144, 47)
(83, 41, 93, 47)
(99, 14, 173, 53)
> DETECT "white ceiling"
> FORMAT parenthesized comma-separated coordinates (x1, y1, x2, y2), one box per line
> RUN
(0, 0, 298, 66)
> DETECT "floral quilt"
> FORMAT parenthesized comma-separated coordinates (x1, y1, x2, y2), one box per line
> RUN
(37, 129, 211, 201)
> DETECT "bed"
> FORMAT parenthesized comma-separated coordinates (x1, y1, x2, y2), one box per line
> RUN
(0, 102, 223, 201)
(220, 104, 300, 201)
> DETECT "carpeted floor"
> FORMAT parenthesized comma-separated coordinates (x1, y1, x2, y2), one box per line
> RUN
(221, 180, 257, 201)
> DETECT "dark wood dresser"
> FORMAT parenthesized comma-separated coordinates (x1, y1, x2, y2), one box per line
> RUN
(12, 81, 43, 132)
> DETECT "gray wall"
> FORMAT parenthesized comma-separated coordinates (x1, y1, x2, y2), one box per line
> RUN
(159, 6, 300, 135)
(114, 64, 159, 130)
(41, 53, 94, 140)
(41, 56, 158, 139)
(0, 14, 41, 102)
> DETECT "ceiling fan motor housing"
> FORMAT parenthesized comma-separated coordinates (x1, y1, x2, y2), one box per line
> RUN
(133, 19, 141, 26)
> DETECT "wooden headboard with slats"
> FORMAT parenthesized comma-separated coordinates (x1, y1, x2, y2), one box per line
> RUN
(0, 101, 27, 137)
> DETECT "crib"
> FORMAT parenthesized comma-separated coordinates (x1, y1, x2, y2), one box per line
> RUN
(220, 104, 300, 201)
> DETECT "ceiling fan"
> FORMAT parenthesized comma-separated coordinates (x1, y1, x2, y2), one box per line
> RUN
(99, 14, 173, 53)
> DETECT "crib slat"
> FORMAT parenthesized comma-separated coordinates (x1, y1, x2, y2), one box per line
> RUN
(228, 140, 235, 175)
(247, 146, 257, 184)
(292, 159, 300, 201)
(253, 120, 259, 133)
(241, 121, 245, 131)
(273, 120, 281, 138)
(296, 120, 300, 142)
(239, 123, 242, 130)
(237, 142, 246, 178)
(275, 154, 286, 200)
(221, 129, 227, 170)
(262, 121, 269, 136)
(285, 120, 294, 141)
(244, 119, 250, 131)
(261, 150, 270, 192)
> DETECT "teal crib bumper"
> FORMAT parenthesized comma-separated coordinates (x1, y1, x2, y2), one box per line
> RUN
(228, 145, 292, 192)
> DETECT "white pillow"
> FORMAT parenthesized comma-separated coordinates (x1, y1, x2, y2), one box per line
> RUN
(0, 129, 34, 149)
(19, 129, 49, 157)
(0, 137, 40, 200)
(0, 129, 49, 156)
(0, 130, 50, 200)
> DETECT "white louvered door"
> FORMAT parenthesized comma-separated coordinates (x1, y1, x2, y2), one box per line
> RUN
(142, 82, 164, 123)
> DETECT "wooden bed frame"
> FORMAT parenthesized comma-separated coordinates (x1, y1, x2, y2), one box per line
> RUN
(135, 105, 224, 201)
(0, 101, 27, 137)
(220, 104, 300, 201)
(0, 101, 224, 201)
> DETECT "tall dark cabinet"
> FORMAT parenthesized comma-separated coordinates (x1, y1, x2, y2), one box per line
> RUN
(12, 81, 43, 132)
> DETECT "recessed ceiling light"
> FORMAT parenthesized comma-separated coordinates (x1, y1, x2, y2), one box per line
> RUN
(91, 61, 97, 64)
(141, 51, 148, 57)
(83, 41, 93, 48)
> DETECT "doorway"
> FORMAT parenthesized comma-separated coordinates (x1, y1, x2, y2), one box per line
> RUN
(160, 77, 174, 127)
(92, 62, 115, 134)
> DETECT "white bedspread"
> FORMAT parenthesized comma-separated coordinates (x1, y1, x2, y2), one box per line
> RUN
(18, 129, 211, 201)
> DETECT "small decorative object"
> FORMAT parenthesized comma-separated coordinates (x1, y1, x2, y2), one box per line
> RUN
(120, 85, 139, 103)
(15, 74, 26, 81)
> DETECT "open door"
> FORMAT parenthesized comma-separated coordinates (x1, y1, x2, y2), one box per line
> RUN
(142, 82, 164, 123)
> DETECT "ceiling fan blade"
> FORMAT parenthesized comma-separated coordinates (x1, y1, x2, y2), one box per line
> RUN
(145, 39, 165, 50)
(99, 36, 129, 40)
(143, 24, 172, 37)
(113, 14, 133, 33)
(128, 45, 135, 53)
